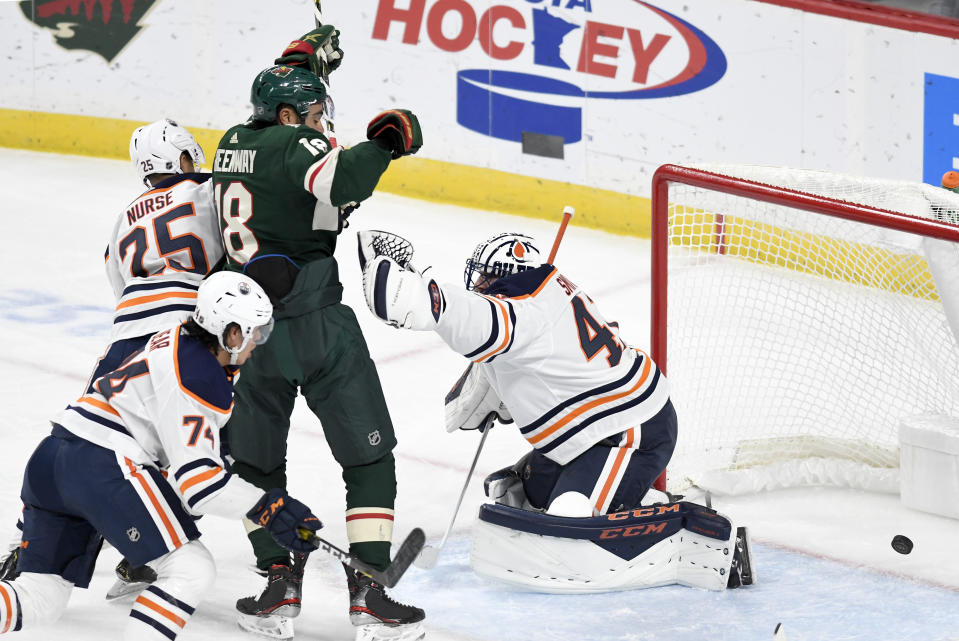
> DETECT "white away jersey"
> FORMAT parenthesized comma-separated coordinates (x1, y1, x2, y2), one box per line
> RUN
(52, 324, 262, 519)
(105, 174, 223, 341)
(434, 266, 669, 464)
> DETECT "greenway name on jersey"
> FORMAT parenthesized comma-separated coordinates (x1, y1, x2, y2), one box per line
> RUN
(213, 148, 259, 174)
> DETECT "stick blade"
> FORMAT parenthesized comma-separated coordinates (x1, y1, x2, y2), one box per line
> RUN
(374, 527, 426, 587)
(413, 544, 440, 570)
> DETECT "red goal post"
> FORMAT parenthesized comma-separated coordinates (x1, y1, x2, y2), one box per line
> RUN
(650, 164, 959, 494)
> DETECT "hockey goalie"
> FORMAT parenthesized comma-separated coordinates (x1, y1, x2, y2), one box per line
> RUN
(357, 229, 755, 593)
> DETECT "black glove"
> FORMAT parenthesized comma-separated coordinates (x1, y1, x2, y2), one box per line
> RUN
(246, 489, 321, 554)
(366, 110, 423, 159)
(275, 25, 343, 77)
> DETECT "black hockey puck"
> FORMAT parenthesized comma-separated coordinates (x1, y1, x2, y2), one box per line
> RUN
(891, 534, 913, 555)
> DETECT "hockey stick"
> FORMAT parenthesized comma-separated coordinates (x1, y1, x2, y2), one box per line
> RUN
(297, 527, 425, 588)
(312, 0, 331, 85)
(547, 206, 575, 263)
(413, 416, 494, 569)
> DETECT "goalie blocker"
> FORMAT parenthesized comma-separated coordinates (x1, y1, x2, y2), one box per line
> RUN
(470, 501, 754, 593)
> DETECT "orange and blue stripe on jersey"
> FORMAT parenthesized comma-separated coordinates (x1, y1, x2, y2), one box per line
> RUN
(113, 280, 199, 327)
(173, 458, 229, 510)
(520, 352, 664, 459)
(62, 394, 132, 439)
(464, 295, 517, 364)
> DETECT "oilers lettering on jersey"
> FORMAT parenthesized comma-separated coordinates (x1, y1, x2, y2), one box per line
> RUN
(52, 325, 263, 519)
(105, 173, 222, 342)
(434, 265, 670, 465)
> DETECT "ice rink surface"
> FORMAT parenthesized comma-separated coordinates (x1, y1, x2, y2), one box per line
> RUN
(1, 149, 958, 640)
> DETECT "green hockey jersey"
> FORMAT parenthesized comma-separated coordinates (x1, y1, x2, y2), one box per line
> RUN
(212, 121, 391, 268)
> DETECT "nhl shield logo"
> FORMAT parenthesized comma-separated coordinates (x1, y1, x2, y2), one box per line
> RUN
(19, 0, 159, 64)
(126, 527, 140, 542)
(368, 430, 381, 446)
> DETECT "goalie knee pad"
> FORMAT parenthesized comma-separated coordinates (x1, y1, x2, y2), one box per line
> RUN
(2, 571, 73, 630)
(470, 502, 740, 593)
(546, 492, 593, 517)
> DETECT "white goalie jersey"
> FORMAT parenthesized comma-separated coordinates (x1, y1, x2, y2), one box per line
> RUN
(104, 174, 223, 341)
(435, 265, 670, 464)
(52, 324, 262, 519)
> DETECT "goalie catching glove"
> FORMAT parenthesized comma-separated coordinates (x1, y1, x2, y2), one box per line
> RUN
(246, 489, 321, 554)
(275, 25, 344, 77)
(361, 255, 443, 330)
(367, 110, 423, 159)
(358, 229, 443, 330)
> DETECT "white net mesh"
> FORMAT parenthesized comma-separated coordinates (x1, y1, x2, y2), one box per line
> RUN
(659, 165, 959, 495)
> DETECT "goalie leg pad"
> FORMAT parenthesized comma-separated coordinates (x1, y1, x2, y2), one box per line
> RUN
(470, 502, 739, 593)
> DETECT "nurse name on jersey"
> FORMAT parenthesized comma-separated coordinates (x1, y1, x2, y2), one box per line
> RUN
(126, 191, 174, 225)
(213, 148, 257, 174)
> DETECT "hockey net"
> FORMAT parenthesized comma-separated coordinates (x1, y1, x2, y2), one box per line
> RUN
(652, 164, 959, 495)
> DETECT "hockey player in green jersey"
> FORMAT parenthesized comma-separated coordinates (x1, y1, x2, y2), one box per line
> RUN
(212, 34, 425, 641)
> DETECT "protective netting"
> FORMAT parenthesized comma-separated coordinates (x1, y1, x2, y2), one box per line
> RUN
(367, 229, 414, 268)
(658, 165, 959, 494)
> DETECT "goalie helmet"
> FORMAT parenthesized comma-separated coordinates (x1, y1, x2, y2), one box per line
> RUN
(129, 118, 205, 188)
(250, 65, 334, 129)
(193, 272, 274, 365)
(464, 233, 541, 291)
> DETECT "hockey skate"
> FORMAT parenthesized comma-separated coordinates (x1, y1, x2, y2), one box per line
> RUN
(0, 546, 19, 581)
(105, 558, 157, 601)
(346, 564, 425, 641)
(727, 526, 755, 588)
(236, 554, 306, 640)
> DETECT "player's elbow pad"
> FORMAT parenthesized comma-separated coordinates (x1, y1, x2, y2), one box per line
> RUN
(362, 255, 444, 330)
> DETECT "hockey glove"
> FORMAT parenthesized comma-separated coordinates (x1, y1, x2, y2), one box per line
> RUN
(247, 489, 322, 554)
(445, 363, 512, 432)
(366, 110, 422, 159)
(275, 25, 343, 77)
(362, 255, 442, 331)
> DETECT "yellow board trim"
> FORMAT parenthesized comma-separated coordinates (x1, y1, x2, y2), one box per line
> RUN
(0, 108, 651, 238)
(670, 207, 939, 301)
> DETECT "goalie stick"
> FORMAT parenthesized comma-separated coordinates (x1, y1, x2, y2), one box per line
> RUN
(297, 526, 425, 588)
(547, 206, 574, 263)
(414, 415, 494, 569)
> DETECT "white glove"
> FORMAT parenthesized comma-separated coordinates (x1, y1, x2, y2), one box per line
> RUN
(445, 363, 512, 433)
(361, 255, 443, 330)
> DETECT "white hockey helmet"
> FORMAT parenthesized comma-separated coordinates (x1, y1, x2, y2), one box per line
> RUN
(193, 272, 274, 365)
(129, 118, 205, 187)
(464, 233, 542, 291)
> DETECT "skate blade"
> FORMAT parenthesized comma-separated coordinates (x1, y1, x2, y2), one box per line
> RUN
(237, 612, 295, 639)
(104, 579, 150, 602)
(355, 622, 426, 641)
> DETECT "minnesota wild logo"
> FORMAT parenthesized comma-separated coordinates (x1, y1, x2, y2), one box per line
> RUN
(20, 0, 159, 63)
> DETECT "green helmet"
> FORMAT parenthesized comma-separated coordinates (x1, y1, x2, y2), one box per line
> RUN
(250, 65, 328, 123)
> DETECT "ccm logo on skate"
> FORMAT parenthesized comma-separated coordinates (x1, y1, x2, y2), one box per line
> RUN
(600, 521, 668, 538)
(372, 0, 727, 147)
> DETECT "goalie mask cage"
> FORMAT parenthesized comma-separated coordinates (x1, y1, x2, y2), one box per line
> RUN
(651, 164, 959, 495)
